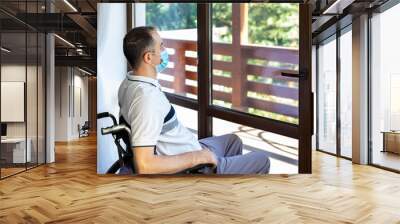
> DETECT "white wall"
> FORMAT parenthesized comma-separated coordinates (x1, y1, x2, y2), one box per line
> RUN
(134, 3, 146, 27)
(97, 3, 127, 174)
(70, 71, 89, 139)
(54, 67, 89, 141)
(55, 67, 68, 141)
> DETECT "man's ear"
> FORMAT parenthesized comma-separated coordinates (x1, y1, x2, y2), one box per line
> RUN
(142, 51, 152, 65)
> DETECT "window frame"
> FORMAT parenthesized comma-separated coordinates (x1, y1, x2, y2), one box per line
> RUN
(315, 24, 353, 161)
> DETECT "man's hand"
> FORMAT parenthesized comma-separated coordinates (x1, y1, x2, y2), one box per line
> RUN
(197, 147, 218, 168)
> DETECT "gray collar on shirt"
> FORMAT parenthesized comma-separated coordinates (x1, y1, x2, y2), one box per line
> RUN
(126, 71, 161, 89)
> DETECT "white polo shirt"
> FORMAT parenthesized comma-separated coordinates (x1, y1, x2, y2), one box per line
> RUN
(118, 72, 203, 156)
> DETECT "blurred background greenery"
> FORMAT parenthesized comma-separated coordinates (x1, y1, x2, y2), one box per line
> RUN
(146, 3, 299, 48)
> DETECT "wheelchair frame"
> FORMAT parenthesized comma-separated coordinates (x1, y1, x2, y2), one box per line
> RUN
(97, 112, 213, 175)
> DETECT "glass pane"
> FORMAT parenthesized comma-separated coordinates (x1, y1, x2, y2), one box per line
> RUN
(317, 37, 337, 154)
(212, 3, 299, 125)
(1, 30, 27, 177)
(339, 29, 352, 158)
(172, 104, 198, 137)
(212, 117, 298, 174)
(137, 3, 198, 99)
(26, 0, 40, 169)
(371, 4, 400, 171)
(27, 31, 38, 169)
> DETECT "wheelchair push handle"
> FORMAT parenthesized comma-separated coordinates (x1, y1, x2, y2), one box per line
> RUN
(97, 112, 117, 125)
(101, 124, 131, 136)
(96, 112, 110, 119)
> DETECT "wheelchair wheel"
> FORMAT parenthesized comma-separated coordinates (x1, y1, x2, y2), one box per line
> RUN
(106, 156, 134, 174)
(106, 160, 121, 174)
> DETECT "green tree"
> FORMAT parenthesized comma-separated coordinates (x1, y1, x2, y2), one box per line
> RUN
(248, 3, 299, 48)
(212, 3, 232, 42)
(146, 3, 298, 48)
(146, 3, 197, 31)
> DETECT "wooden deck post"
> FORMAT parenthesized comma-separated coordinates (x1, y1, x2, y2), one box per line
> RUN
(173, 45, 187, 95)
(231, 3, 248, 110)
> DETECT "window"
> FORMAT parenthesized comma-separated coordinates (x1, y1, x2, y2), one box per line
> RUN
(126, 3, 312, 174)
(210, 3, 301, 173)
(1, 31, 27, 177)
(316, 25, 353, 159)
(212, 117, 298, 174)
(137, 3, 198, 99)
(339, 28, 352, 158)
(0, 1, 46, 179)
(211, 3, 299, 125)
(370, 3, 400, 171)
(317, 36, 337, 155)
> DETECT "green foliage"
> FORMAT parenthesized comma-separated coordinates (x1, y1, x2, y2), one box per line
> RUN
(146, 3, 197, 31)
(212, 3, 232, 42)
(145, 3, 298, 48)
(248, 3, 299, 48)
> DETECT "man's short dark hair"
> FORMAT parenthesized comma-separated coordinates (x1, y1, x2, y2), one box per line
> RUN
(123, 26, 156, 70)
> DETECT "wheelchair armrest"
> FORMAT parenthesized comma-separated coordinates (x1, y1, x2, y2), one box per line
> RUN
(182, 163, 215, 174)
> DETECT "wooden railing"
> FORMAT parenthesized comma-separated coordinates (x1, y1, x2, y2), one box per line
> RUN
(161, 38, 299, 121)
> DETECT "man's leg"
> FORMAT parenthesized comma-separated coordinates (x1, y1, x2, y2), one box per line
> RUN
(199, 134, 243, 157)
(216, 152, 270, 174)
(199, 134, 270, 174)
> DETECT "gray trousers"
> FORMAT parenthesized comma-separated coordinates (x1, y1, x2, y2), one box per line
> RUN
(198, 134, 270, 174)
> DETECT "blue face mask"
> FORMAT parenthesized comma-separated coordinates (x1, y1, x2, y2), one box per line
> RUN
(156, 50, 169, 73)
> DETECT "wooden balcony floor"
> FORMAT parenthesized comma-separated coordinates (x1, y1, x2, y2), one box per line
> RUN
(1, 134, 400, 223)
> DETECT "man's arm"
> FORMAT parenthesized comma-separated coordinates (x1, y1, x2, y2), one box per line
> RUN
(133, 146, 217, 174)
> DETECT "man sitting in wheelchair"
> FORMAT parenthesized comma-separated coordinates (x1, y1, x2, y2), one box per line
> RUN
(118, 26, 270, 174)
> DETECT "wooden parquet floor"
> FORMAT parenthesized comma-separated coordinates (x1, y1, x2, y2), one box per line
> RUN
(1, 135, 400, 224)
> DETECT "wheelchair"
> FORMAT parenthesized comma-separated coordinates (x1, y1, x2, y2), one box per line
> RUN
(78, 121, 90, 138)
(97, 112, 214, 174)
